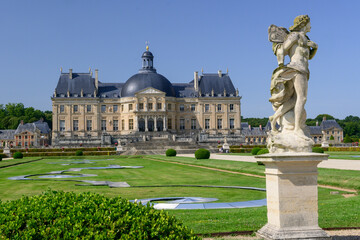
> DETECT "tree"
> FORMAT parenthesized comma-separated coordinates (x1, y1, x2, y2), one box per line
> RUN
(344, 134, 352, 143)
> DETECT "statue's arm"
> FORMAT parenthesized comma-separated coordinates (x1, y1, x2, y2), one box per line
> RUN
(282, 32, 298, 52)
(308, 41, 318, 60)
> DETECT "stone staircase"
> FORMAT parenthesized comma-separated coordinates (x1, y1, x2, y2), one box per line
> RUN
(120, 139, 218, 155)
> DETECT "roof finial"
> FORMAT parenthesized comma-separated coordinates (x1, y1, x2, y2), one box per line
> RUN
(145, 41, 149, 51)
(201, 68, 203, 74)
(60, 67, 62, 73)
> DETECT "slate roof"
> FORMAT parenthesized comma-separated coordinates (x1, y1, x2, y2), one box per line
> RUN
(172, 83, 198, 98)
(14, 123, 37, 135)
(0, 130, 15, 140)
(198, 74, 236, 97)
(241, 127, 267, 136)
(33, 120, 51, 134)
(320, 120, 342, 130)
(309, 126, 322, 135)
(98, 82, 123, 98)
(55, 73, 96, 97)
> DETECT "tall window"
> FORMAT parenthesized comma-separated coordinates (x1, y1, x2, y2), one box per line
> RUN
(168, 103, 172, 110)
(101, 105, 106, 113)
(101, 120, 106, 131)
(73, 120, 79, 131)
(121, 105, 124, 112)
(205, 119, 210, 129)
(139, 103, 144, 110)
(60, 120, 65, 131)
(86, 120, 92, 131)
(191, 104, 195, 111)
(113, 105, 118, 113)
(157, 103, 162, 110)
(205, 104, 209, 112)
(168, 118, 172, 129)
(148, 103, 153, 110)
(129, 119, 134, 130)
(113, 120, 118, 131)
(180, 119, 185, 130)
(229, 104, 234, 111)
(122, 120, 125, 130)
(217, 104, 222, 111)
(230, 118, 234, 129)
(129, 104, 133, 111)
(86, 105, 91, 113)
(191, 119, 196, 129)
(217, 119, 222, 129)
(180, 104, 184, 111)
(73, 105, 78, 113)
(60, 105, 64, 113)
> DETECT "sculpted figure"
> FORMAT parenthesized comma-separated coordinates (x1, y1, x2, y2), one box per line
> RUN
(267, 15, 318, 153)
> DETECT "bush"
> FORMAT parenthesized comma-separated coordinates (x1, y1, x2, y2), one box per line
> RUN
(75, 150, 83, 156)
(0, 155, 2, 161)
(0, 190, 198, 239)
(251, 147, 261, 155)
(257, 148, 269, 155)
(13, 152, 23, 159)
(195, 148, 210, 159)
(312, 147, 324, 153)
(256, 161, 264, 165)
(166, 148, 177, 157)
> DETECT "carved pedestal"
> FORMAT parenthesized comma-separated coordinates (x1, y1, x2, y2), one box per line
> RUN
(256, 153, 331, 240)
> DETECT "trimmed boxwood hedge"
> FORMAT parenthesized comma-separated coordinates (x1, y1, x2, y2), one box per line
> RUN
(75, 150, 83, 156)
(10, 147, 116, 153)
(195, 148, 210, 159)
(0, 190, 198, 239)
(166, 149, 177, 157)
(22, 151, 117, 157)
(13, 151, 23, 159)
(312, 147, 324, 153)
(256, 148, 269, 155)
(251, 147, 261, 155)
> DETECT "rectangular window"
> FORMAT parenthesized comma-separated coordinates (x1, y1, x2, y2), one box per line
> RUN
(168, 118, 172, 129)
(73, 120, 79, 131)
(180, 104, 184, 111)
(86, 105, 91, 113)
(191, 119, 196, 129)
(129, 104, 133, 111)
(60, 120, 65, 131)
(205, 104, 209, 112)
(25, 135, 28, 139)
(139, 103, 144, 110)
(180, 119, 185, 130)
(217, 119, 222, 129)
(60, 105, 64, 113)
(25, 142, 28, 147)
(157, 103, 162, 110)
(168, 103, 172, 110)
(129, 119, 134, 130)
(113, 105, 118, 113)
(113, 120, 118, 131)
(122, 120, 125, 130)
(217, 104, 222, 111)
(73, 105, 78, 113)
(19, 136, 21, 140)
(205, 119, 210, 129)
(230, 118, 234, 129)
(148, 103, 153, 110)
(230, 104, 234, 111)
(191, 104, 195, 111)
(101, 105, 106, 113)
(86, 120, 92, 131)
(101, 120, 106, 131)
(121, 105, 124, 112)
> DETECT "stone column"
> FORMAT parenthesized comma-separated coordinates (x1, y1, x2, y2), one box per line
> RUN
(134, 115, 138, 131)
(154, 116, 157, 131)
(145, 116, 148, 132)
(256, 153, 330, 240)
(163, 116, 167, 131)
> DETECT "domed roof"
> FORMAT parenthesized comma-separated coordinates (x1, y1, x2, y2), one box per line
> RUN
(142, 51, 153, 58)
(121, 72, 176, 97)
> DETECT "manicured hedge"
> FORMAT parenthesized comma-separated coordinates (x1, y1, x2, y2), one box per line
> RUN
(328, 147, 360, 152)
(166, 149, 177, 157)
(312, 147, 324, 153)
(22, 151, 117, 157)
(251, 147, 261, 155)
(0, 190, 198, 239)
(75, 150, 83, 156)
(257, 148, 269, 155)
(0, 155, 2, 161)
(13, 152, 23, 159)
(10, 147, 116, 153)
(195, 148, 210, 159)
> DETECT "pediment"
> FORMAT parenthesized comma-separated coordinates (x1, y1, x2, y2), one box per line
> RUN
(135, 87, 165, 95)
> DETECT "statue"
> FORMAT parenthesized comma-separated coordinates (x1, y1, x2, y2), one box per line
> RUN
(267, 15, 318, 153)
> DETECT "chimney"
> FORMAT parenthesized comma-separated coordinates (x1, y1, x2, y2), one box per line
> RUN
(69, 69, 73, 79)
(95, 69, 99, 90)
(20, 120, 24, 125)
(248, 124, 251, 130)
(259, 125, 262, 130)
(316, 121, 319, 126)
(194, 71, 198, 91)
(323, 116, 326, 121)
(218, 70, 222, 77)
(40, 117, 44, 122)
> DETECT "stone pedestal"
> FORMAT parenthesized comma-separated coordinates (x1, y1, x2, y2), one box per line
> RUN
(3, 147, 10, 157)
(256, 153, 331, 240)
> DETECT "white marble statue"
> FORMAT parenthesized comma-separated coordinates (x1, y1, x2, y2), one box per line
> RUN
(267, 15, 318, 153)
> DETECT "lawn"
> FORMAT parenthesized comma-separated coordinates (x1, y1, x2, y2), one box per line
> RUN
(326, 151, 360, 160)
(0, 155, 359, 235)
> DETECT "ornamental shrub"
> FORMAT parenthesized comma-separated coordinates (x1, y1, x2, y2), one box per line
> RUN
(166, 148, 177, 157)
(75, 150, 83, 156)
(312, 147, 324, 153)
(13, 151, 23, 159)
(195, 148, 210, 159)
(330, 135, 334, 140)
(0, 190, 199, 239)
(251, 147, 261, 155)
(0, 155, 2, 161)
(257, 148, 269, 155)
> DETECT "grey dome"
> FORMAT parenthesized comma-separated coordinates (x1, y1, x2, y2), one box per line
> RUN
(142, 51, 153, 58)
(121, 72, 176, 97)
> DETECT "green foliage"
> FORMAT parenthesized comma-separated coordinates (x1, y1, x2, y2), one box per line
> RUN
(166, 149, 177, 157)
(251, 147, 261, 155)
(13, 151, 23, 159)
(0, 190, 198, 239)
(0, 155, 2, 161)
(344, 134, 352, 143)
(241, 116, 269, 128)
(312, 147, 324, 153)
(75, 150, 83, 156)
(194, 148, 210, 159)
(256, 148, 269, 155)
(330, 135, 334, 140)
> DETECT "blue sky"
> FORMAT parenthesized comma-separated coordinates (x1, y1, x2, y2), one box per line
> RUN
(0, 1, 359, 119)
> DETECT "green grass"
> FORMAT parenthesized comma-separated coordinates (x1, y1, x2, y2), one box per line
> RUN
(0, 155, 359, 234)
(326, 151, 360, 160)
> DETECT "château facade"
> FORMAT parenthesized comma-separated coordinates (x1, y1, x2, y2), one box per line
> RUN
(51, 47, 242, 146)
